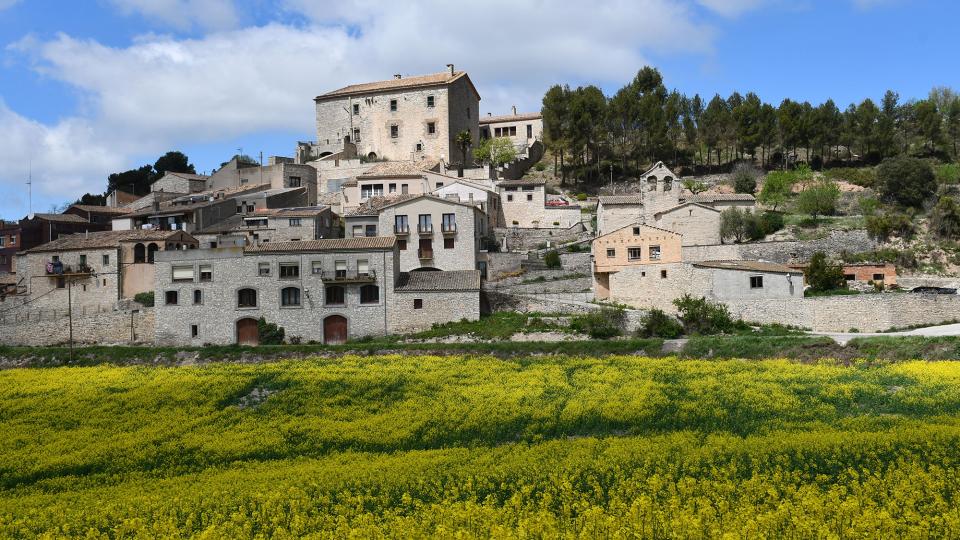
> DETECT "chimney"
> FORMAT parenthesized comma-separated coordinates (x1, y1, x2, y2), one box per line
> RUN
(487, 112, 492, 117)
(394, 73, 402, 79)
(446, 63, 454, 75)
(512, 105, 517, 116)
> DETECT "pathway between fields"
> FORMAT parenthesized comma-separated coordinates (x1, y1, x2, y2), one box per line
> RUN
(814, 323, 960, 345)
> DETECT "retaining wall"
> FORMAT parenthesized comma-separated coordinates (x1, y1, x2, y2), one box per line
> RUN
(682, 230, 877, 264)
(0, 308, 155, 346)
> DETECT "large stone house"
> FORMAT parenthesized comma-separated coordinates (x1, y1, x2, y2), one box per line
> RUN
(497, 178, 581, 229)
(14, 230, 198, 311)
(208, 157, 319, 206)
(339, 160, 443, 214)
(311, 67, 481, 165)
(153, 237, 481, 345)
(194, 206, 339, 248)
(479, 108, 543, 149)
(433, 177, 504, 228)
(344, 194, 489, 274)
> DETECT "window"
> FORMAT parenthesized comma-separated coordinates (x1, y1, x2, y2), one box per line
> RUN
(56, 277, 65, 289)
(360, 284, 379, 304)
(426, 95, 434, 107)
(361, 183, 384, 198)
(325, 285, 345, 305)
(8, 235, 14, 245)
(279, 263, 300, 279)
(395, 215, 409, 233)
(418, 214, 432, 233)
(509, 126, 517, 136)
(289, 218, 302, 227)
(191, 325, 198, 338)
(102, 254, 109, 266)
(352, 225, 364, 237)
(633, 227, 641, 235)
(444, 237, 455, 249)
(288, 176, 302, 188)
(258, 262, 271, 276)
(359, 224, 374, 237)
(79, 254, 87, 266)
(172, 266, 194, 282)
(527, 124, 533, 138)
(238, 288, 257, 308)
(606, 248, 615, 258)
(193, 289, 202, 305)
(415, 142, 423, 152)
(435, 182, 443, 188)
(627, 248, 642, 260)
(494, 127, 502, 137)
(873, 273, 885, 281)
(442, 213, 456, 232)
(281, 287, 301, 307)
(466, 107, 470, 119)
(335, 260, 347, 279)
(390, 125, 399, 138)
(398, 239, 407, 250)
(0, 237, 5, 247)
(353, 103, 359, 115)
(390, 99, 397, 111)
(661, 270, 668, 279)
(427, 122, 436, 134)
(312, 261, 322, 275)
(844, 274, 856, 281)
(526, 194, 533, 201)
(401, 183, 409, 194)
(52, 255, 60, 262)
(199, 264, 212, 282)
(649, 245, 661, 261)
(353, 128, 360, 142)
(389, 183, 397, 193)
(750, 276, 764, 289)
(246, 204, 255, 213)
(413, 298, 423, 309)
(507, 194, 513, 202)
(165, 290, 178, 305)
(358, 259, 370, 276)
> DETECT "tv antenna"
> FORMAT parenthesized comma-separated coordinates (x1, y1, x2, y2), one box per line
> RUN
(26, 159, 33, 215)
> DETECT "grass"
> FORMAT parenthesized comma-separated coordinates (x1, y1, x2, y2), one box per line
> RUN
(518, 272, 587, 284)
(804, 288, 863, 297)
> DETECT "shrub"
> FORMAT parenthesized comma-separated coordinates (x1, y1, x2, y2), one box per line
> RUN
(930, 196, 960, 239)
(805, 252, 846, 293)
(133, 291, 154, 307)
(575, 193, 587, 201)
(566, 243, 585, 253)
(745, 211, 784, 241)
(757, 171, 792, 211)
(865, 209, 915, 241)
(672, 295, 736, 335)
(543, 250, 561, 269)
(936, 163, 960, 184)
(795, 179, 841, 223)
(256, 317, 285, 345)
(534, 162, 547, 171)
(858, 195, 881, 216)
(636, 309, 684, 339)
(877, 156, 936, 208)
(732, 163, 760, 194)
(720, 207, 748, 243)
(570, 309, 624, 339)
(825, 167, 876, 188)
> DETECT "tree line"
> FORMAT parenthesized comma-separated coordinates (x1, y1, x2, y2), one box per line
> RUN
(541, 67, 960, 184)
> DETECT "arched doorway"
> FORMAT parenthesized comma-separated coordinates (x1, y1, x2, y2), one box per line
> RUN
(133, 243, 146, 263)
(323, 315, 347, 345)
(236, 318, 259, 346)
(147, 243, 159, 263)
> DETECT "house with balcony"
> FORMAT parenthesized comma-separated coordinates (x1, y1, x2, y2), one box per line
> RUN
(193, 206, 339, 248)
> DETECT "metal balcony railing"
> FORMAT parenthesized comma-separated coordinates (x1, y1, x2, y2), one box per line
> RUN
(320, 269, 377, 283)
(394, 224, 410, 235)
(417, 224, 433, 234)
(418, 249, 433, 260)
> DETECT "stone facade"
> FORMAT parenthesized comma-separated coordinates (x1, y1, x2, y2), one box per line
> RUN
(653, 203, 721, 246)
(478, 110, 543, 150)
(150, 172, 208, 194)
(498, 180, 580, 229)
(208, 159, 319, 206)
(0, 307, 154, 346)
(313, 70, 480, 164)
(431, 178, 504, 228)
(681, 230, 878, 264)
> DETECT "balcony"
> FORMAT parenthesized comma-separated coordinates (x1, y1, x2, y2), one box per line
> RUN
(418, 248, 433, 260)
(394, 224, 410, 236)
(320, 269, 377, 283)
(417, 224, 433, 234)
(441, 223, 457, 235)
(45, 262, 93, 278)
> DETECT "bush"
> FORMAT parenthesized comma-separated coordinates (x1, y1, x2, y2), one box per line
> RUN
(930, 196, 960, 239)
(133, 292, 154, 307)
(566, 243, 586, 253)
(636, 309, 684, 339)
(575, 193, 587, 201)
(570, 309, 624, 339)
(534, 162, 547, 171)
(795, 179, 841, 222)
(256, 318, 285, 345)
(825, 167, 876, 188)
(805, 252, 846, 293)
(877, 156, 936, 208)
(720, 207, 748, 243)
(858, 195, 881, 216)
(936, 163, 960, 184)
(732, 163, 760, 194)
(672, 295, 736, 335)
(757, 171, 793, 211)
(865, 209, 915, 241)
(745, 211, 784, 241)
(543, 250, 561, 269)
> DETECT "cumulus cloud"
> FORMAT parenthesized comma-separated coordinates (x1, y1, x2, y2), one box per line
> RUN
(107, 0, 239, 31)
(696, 0, 766, 17)
(0, 0, 21, 11)
(0, 0, 766, 212)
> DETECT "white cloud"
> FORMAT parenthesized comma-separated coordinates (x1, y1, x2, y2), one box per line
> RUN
(1, 0, 761, 212)
(851, 0, 896, 9)
(696, 0, 766, 17)
(0, 0, 21, 11)
(107, 0, 239, 31)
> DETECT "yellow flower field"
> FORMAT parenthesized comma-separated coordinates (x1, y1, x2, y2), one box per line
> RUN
(3, 355, 960, 537)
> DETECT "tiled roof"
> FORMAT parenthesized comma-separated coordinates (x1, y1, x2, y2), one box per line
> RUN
(693, 260, 802, 274)
(24, 230, 194, 253)
(67, 205, 131, 215)
(357, 159, 441, 178)
(683, 193, 756, 203)
(254, 206, 330, 218)
(244, 237, 396, 253)
(601, 222, 682, 239)
(165, 172, 210, 182)
(497, 178, 546, 187)
(395, 270, 482, 292)
(195, 215, 246, 234)
(317, 71, 470, 100)
(598, 195, 642, 205)
(346, 194, 420, 217)
(479, 112, 542, 124)
(653, 202, 720, 217)
(27, 213, 89, 224)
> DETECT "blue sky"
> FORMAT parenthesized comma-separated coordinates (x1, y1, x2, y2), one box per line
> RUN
(0, 0, 956, 219)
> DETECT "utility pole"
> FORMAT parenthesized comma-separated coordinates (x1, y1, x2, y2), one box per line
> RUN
(67, 279, 74, 363)
(259, 151, 264, 186)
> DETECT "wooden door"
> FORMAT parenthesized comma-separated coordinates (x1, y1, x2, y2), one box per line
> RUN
(236, 318, 259, 346)
(323, 315, 348, 345)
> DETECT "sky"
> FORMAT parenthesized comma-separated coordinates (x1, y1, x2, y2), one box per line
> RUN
(0, 0, 956, 219)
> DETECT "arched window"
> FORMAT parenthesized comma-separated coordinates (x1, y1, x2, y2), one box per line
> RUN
(325, 285, 345, 306)
(647, 175, 658, 192)
(280, 286, 301, 307)
(367, 152, 378, 160)
(360, 284, 379, 304)
(663, 176, 673, 191)
(133, 243, 146, 263)
(147, 243, 159, 263)
(238, 288, 257, 308)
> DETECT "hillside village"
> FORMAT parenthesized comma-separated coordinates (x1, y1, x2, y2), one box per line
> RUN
(2, 66, 960, 346)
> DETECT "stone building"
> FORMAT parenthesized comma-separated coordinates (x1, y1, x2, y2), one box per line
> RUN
(18, 213, 110, 254)
(433, 177, 504, 228)
(340, 160, 443, 213)
(208, 156, 319, 206)
(497, 178, 581, 229)
(592, 224, 683, 300)
(194, 206, 338, 248)
(150, 171, 210, 195)
(788, 262, 898, 288)
(479, 107, 543, 149)
(344, 194, 489, 274)
(0, 220, 20, 274)
(311, 66, 481, 165)
(63, 204, 131, 227)
(120, 184, 275, 233)
(153, 238, 480, 345)
(15, 230, 198, 311)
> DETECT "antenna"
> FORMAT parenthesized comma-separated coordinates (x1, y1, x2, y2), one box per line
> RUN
(27, 159, 32, 215)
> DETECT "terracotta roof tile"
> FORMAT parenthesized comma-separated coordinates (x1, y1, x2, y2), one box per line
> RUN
(683, 193, 756, 203)
(693, 260, 802, 274)
(497, 178, 546, 187)
(66, 205, 131, 215)
(598, 195, 642, 205)
(479, 112, 542, 124)
(28, 213, 89, 224)
(357, 159, 441, 178)
(25, 230, 196, 253)
(346, 194, 420, 217)
(395, 270, 481, 291)
(244, 237, 396, 253)
(317, 71, 469, 100)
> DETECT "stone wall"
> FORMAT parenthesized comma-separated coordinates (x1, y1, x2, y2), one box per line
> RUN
(485, 291, 599, 314)
(682, 231, 878, 264)
(725, 293, 960, 332)
(388, 290, 480, 333)
(0, 308, 154, 346)
(496, 222, 588, 252)
(486, 252, 525, 279)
